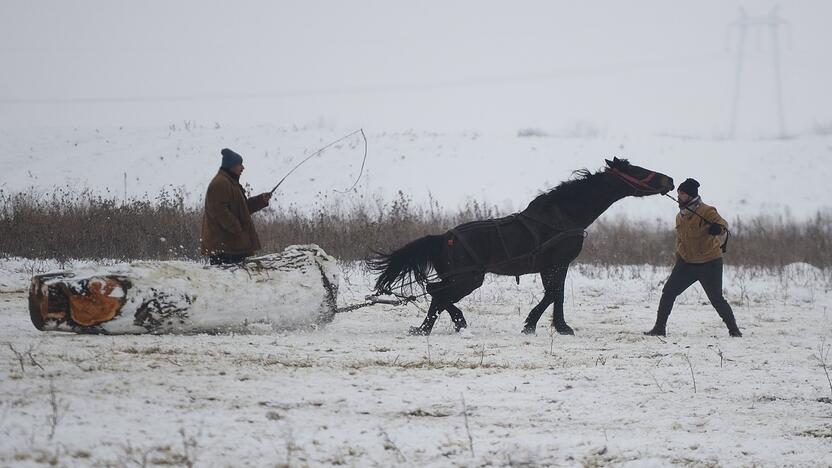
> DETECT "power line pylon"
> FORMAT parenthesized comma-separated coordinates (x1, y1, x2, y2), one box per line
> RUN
(727, 6, 790, 139)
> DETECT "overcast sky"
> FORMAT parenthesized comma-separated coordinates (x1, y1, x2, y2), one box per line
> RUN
(2, 0, 830, 136)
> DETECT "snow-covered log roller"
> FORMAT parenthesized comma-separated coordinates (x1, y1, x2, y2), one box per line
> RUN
(28, 245, 339, 334)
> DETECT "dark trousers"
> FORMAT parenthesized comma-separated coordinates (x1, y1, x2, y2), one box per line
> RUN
(652, 257, 740, 333)
(208, 253, 248, 265)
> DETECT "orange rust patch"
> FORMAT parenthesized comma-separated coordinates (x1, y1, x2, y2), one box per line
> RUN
(69, 279, 124, 326)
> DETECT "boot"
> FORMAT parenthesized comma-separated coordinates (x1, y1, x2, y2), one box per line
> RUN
(714, 301, 742, 337)
(644, 327, 666, 337)
(645, 295, 672, 336)
(644, 313, 668, 336)
(724, 317, 742, 337)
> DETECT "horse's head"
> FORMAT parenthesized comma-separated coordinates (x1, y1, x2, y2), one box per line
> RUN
(604, 157, 674, 197)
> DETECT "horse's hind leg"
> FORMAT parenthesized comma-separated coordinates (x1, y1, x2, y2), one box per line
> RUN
(408, 302, 468, 335)
(445, 304, 468, 332)
(409, 274, 482, 336)
(409, 298, 444, 336)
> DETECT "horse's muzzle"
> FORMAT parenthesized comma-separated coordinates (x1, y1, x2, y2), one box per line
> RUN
(662, 177, 675, 194)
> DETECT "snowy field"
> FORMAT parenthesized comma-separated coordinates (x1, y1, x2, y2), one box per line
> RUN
(3, 2, 832, 465)
(1, 259, 831, 467)
(3, 125, 832, 223)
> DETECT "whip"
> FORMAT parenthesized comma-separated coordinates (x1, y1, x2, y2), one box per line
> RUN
(270, 129, 368, 194)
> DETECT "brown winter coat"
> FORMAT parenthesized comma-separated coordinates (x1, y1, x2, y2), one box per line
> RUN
(200, 169, 269, 257)
(675, 201, 728, 264)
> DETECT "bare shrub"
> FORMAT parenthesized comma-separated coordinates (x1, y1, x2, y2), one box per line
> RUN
(0, 187, 199, 262)
(1, 188, 831, 268)
(579, 216, 675, 265)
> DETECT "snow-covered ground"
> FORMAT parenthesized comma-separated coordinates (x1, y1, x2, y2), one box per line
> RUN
(3, 2, 832, 465)
(3, 125, 832, 221)
(1, 259, 831, 466)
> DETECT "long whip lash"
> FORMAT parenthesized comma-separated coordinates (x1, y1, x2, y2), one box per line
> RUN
(270, 128, 367, 194)
(335, 129, 368, 193)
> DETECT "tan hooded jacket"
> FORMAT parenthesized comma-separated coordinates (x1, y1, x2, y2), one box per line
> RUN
(200, 169, 269, 256)
(675, 201, 728, 264)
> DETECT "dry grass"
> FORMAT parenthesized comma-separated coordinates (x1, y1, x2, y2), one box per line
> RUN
(1, 188, 830, 268)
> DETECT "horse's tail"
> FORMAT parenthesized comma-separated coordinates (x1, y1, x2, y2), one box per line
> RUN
(368, 235, 444, 295)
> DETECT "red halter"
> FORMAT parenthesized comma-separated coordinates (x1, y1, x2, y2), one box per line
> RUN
(606, 167, 660, 194)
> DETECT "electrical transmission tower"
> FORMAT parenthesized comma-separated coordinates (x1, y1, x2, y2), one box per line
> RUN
(727, 6, 790, 139)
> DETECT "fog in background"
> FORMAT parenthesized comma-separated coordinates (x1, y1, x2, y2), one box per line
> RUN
(2, 0, 831, 137)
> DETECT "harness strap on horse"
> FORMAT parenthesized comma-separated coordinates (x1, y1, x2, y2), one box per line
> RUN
(607, 167, 661, 195)
(450, 209, 571, 263)
(528, 228, 586, 267)
(449, 228, 485, 270)
(515, 214, 542, 247)
(494, 218, 514, 260)
(517, 210, 568, 233)
(535, 228, 587, 253)
(450, 221, 586, 276)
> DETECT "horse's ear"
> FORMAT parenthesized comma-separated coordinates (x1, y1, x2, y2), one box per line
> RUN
(605, 158, 614, 168)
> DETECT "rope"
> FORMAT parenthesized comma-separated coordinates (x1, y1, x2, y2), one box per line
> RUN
(335, 293, 420, 314)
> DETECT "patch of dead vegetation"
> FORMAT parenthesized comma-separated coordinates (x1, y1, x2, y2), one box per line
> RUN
(402, 407, 455, 418)
(799, 425, 832, 438)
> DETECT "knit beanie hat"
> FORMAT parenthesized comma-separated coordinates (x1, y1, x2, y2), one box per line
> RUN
(678, 178, 700, 198)
(221, 148, 243, 169)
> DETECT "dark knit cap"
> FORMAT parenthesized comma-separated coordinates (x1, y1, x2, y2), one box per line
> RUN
(678, 178, 700, 197)
(220, 148, 243, 169)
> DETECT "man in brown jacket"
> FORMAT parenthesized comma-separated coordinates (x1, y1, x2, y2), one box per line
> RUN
(645, 178, 742, 337)
(201, 148, 272, 265)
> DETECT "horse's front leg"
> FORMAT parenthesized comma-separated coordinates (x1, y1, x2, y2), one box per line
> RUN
(549, 266, 573, 335)
(522, 268, 557, 334)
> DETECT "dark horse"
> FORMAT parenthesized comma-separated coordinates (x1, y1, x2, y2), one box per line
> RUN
(369, 158, 674, 336)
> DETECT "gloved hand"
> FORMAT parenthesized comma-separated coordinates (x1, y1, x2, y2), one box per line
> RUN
(708, 224, 723, 235)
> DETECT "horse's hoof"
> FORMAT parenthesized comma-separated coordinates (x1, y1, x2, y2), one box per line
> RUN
(454, 323, 468, 333)
(408, 326, 430, 336)
(555, 326, 574, 336)
(521, 326, 536, 335)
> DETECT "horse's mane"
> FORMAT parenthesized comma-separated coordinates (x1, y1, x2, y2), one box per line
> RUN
(525, 167, 606, 211)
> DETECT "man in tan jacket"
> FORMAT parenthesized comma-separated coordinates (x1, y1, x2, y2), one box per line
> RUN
(201, 148, 272, 265)
(645, 178, 742, 337)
